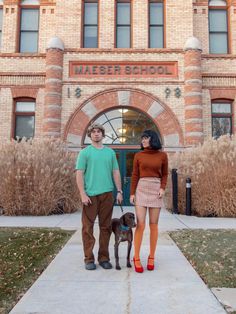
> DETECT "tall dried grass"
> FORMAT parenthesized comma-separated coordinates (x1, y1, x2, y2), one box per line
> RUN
(0, 139, 81, 216)
(166, 135, 236, 217)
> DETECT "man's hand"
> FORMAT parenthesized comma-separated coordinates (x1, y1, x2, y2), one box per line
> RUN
(158, 188, 165, 199)
(116, 192, 123, 204)
(129, 195, 135, 205)
(81, 193, 92, 206)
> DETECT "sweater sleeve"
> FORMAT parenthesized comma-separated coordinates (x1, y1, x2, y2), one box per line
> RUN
(160, 152, 168, 190)
(130, 154, 140, 195)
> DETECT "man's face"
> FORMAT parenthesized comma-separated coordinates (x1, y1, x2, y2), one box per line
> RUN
(90, 128, 104, 143)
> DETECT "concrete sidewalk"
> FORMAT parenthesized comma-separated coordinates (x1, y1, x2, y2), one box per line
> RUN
(2, 208, 235, 314)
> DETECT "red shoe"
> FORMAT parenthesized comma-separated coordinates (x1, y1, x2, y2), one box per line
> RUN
(147, 256, 155, 271)
(133, 257, 144, 273)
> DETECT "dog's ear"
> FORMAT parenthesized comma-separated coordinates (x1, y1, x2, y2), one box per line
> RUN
(120, 214, 126, 225)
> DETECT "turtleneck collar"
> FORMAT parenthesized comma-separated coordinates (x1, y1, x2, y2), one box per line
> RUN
(143, 147, 158, 153)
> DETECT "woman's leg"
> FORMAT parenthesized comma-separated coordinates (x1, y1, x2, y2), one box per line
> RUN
(134, 205, 147, 266)
(148, 207, 161, 264)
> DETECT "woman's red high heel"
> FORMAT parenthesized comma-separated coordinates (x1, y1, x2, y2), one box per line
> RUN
(133, 257, 144, 273)
(147, 256, 155, 271)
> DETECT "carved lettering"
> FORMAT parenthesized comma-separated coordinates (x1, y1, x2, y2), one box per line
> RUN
(140, 66, 148, 74)
(84, 66, 91, 75)
(149, 66, 156, 74)
(114, 65, 121, 74)
(92, 66, 98, 75)
(100, 66, 106, 75)
(70, 62, 177, 77)
(74, 66, 83, 75)
(157, 66, 164, 74)
(125, 66, 132, 75)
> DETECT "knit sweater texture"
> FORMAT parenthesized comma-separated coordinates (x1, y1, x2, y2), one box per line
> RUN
(130, 148, 168, 195)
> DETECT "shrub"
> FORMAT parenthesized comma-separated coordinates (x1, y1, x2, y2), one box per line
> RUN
(166, 135, 236, 217)
(0, 139, 81, 215)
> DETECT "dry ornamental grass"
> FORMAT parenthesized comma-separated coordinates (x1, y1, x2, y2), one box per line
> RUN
(166, 135, 236, 217)
(0, 139, 81, 216)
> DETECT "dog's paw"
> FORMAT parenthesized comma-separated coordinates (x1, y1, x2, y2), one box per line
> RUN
(116, 265, 121, 270)
(127, 262, 132, 268)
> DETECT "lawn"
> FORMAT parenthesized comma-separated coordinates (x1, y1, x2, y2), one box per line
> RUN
(0, 227, 74, 314)
(169, 229, 236, 289)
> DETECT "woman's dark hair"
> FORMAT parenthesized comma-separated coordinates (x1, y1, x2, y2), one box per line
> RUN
(140, 129, 162, 150)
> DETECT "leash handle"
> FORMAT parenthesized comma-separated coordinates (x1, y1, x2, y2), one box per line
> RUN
(113, 198, 124, 213)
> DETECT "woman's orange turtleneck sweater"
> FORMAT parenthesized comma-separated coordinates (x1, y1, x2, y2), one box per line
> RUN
(130, 148, 168, 195)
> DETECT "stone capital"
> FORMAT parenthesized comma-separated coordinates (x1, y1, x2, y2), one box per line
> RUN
(46, 37, 65, 51)
(184, 37, 202, 52)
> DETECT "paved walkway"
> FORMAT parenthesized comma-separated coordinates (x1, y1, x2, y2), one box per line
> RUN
(1, 208, 235, 314)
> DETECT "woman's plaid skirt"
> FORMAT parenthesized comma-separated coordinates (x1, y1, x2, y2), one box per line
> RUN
(135, 177, 163, 208)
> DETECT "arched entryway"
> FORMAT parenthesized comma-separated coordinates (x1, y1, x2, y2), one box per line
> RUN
(83, 107, 161, 205)
(64, 88, 184, 205)
(65, 88, 183, 147)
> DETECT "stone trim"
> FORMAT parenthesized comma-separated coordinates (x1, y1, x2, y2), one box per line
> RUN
(64, 88, 184, 147)
(11, 87, 38, 98)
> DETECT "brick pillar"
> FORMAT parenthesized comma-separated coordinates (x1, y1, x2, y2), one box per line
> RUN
(43, 37, 64, 137)
(184, 37, 203, 146)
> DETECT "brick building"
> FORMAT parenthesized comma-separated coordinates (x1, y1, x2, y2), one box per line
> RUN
(0, 0, 236, 202)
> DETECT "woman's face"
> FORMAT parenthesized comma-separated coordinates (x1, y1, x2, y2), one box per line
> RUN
(141, 136, 150, 148)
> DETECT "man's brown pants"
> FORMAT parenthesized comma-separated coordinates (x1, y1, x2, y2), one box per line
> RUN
(82, 191, 114, 264)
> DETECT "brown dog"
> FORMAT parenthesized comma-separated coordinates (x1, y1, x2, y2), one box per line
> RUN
(111, 212, 136, 270)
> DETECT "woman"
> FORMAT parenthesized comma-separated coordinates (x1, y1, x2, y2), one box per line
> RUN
(130, 130, 168, 273)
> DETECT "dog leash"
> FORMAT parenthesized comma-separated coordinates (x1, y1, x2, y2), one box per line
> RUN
(113, 199, 124, 213)
(119, 203, 124, 213)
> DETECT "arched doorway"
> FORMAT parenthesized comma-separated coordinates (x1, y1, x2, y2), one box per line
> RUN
(65, 88, 184, 205)
(84, 107, 160, 205)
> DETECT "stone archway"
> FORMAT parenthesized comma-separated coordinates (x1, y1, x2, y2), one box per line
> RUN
(64, 88, 184, 148)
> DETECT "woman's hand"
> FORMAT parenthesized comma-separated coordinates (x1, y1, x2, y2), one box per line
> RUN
(158, 188, 165, 199)
(130, 195, 135, 205)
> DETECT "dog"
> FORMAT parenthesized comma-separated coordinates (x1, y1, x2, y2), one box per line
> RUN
(111, 212, 136, 270)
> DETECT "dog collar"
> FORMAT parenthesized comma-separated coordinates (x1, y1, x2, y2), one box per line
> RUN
(120, 225, 130, 231)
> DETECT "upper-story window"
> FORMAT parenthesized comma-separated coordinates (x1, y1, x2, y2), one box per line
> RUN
(20, 9, 39, 53)
(19, 0, 39, 53)
(209, 0, 228, 54)
(14, 99, 36, 140)
(21, 0, 39, 3)
(212, 101, 233, 139)
(83, 0, 98, 48)
(116, 1, 131, 48)
(0, 6, 3, 49)
(149, 0, 164, 48)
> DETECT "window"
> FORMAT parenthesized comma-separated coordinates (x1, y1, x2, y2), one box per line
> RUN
(209, 0, 228, 54)
(116, 1, 131, 48)
(21, 0, 39, 3)
(0, 6, 3, 49)
(84, 108, 160, 145)
(14, 100, 35, 140)
(212, 101, 232, 138)
(19, 8, 39, 52)
(149, 0, 164, 48)
(83, 0, 98, 48)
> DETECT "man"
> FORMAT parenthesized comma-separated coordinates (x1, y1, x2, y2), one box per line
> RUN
(76, 123, 123, 270)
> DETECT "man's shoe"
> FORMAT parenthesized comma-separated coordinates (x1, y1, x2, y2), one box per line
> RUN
(99, 261, 112, 269)
(85, 262, 96, 270)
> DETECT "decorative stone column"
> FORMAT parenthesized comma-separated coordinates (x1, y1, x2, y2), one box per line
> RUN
(184, 37, 203, 146)
(43, 37, 64, 137)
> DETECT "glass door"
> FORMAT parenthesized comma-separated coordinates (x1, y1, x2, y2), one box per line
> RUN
(115, 150, 139, 206)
